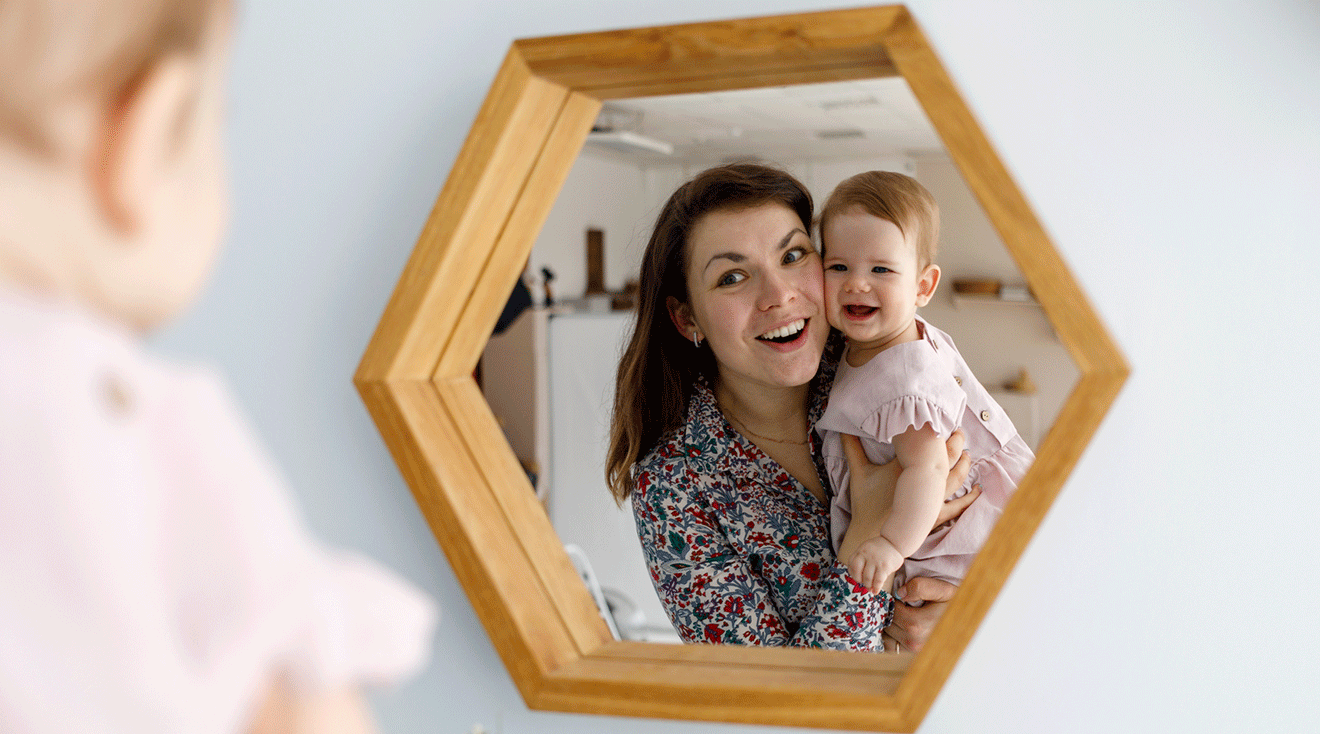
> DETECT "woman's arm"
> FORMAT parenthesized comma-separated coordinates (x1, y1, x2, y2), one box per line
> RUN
(632, 466, 891, 651)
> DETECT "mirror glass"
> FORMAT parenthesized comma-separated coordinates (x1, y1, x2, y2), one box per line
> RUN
(479, 76, 1079, 645)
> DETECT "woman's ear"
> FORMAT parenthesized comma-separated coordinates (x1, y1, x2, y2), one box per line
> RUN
(89, 55, 199, 236)
(915, 264, 941, 307)
(666, 295, 701, 342)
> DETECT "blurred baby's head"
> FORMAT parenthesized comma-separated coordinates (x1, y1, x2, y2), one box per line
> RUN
(818, 170, 940, 269)
(0, 0, 232, 331)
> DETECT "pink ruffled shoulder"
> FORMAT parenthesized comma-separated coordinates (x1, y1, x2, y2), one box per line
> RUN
(859, 393, 962, 445)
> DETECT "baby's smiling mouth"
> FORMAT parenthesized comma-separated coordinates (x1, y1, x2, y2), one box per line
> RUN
(844, 305, 877, 318)
(757, 318, 806, 343)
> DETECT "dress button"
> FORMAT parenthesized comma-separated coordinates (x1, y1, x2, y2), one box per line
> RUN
(980, 410, 991, 421)
(954, 376, 963, 386)
(101, 372, 134, 419)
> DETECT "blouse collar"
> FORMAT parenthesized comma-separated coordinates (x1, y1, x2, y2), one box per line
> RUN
(680, 333, 841, 482)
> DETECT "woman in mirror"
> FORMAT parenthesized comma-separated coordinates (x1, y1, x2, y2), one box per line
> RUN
(605, 163, 973, 652)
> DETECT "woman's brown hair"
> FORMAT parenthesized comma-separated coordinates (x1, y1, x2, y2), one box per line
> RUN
(605, 162, 813, 504)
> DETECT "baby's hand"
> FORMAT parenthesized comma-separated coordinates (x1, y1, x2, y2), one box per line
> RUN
(846, 535, 904, 594)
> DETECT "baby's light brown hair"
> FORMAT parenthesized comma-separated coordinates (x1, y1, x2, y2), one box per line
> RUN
(0, 0, 224, 157)
(818, 170, 941, 269)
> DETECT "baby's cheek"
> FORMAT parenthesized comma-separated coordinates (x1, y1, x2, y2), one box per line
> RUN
(821, 279, 844, 323)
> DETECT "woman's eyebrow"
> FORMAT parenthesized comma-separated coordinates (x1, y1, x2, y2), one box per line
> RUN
(703, 228, 808, 274)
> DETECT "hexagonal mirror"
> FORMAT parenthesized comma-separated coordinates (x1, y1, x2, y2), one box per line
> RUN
(485, 74, 1079, 649)
(356, 5, 1126, 731)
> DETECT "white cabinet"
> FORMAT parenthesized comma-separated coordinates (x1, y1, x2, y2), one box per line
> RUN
(481, 309, 679, 642)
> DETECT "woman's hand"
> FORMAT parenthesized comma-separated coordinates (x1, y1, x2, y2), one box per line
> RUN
(936, 430, 978, 527)
(835, 434, 902, 563)
(887, 577, 957, 652)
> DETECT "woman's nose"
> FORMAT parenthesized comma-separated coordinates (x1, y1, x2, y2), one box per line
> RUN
(757, 270, 796, 309)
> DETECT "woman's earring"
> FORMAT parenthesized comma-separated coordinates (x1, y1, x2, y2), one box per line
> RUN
(692, 332, 702, 348)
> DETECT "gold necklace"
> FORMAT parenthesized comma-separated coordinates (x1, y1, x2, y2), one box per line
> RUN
(725, 412, 810, 446)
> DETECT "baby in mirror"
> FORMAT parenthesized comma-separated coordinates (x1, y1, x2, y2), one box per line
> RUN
(815, 171, 1033, 605)
(0, 0, 434, 730)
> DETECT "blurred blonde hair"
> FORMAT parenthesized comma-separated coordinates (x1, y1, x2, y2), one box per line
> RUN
(0, 0, 223, 157)
(819, 170, 941, 269)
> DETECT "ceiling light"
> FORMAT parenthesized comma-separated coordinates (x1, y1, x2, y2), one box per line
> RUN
(815, 128, 865, 140)
(586, 130, 674, 155)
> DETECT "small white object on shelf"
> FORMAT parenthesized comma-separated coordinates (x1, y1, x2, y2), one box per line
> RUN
(999, 284, 1033, 302)
(951, 291, 1041, 309)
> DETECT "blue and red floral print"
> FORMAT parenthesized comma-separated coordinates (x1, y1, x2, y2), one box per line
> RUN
(630, 360, 893, 651)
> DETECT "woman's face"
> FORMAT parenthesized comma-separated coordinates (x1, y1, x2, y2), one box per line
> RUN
(675, 202, 828, 391)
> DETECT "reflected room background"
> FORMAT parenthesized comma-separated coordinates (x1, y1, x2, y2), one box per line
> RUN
(480, 78, 1078, 643)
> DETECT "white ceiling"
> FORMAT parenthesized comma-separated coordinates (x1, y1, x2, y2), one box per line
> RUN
(587, 76, 944, 164)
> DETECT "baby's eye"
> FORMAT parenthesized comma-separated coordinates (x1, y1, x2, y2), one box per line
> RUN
(872, 266, 892, 274)
(717, 271, 746, 287)
(825, 263, 848, 272)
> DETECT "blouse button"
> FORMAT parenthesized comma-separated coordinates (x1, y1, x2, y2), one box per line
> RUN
(980, 409, 991, 421)
(100, 372, 134, 419)
(954, 376, 963, 386)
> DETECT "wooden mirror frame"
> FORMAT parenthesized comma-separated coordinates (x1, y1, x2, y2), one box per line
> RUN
(354, 5, 1127, 731)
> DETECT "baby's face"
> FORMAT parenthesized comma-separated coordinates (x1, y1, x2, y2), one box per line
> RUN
(822, 207, 933, 356)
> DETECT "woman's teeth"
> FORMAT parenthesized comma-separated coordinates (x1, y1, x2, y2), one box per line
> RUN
(758, 319, 806, 342)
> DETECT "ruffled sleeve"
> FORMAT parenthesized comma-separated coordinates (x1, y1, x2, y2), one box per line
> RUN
(858, 393, 962, 446)
(816, 338, 968, 450)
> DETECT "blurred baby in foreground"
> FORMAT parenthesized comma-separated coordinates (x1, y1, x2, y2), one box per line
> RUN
(0, 1, 436, 731)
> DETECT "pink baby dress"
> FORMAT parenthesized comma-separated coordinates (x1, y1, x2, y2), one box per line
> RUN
(0, 288, 437, 733)
(815, 315, 1034, 588)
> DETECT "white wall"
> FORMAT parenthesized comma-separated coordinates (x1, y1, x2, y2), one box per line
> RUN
(529, 150, 654, 299)
(154, 1, 1320, 732)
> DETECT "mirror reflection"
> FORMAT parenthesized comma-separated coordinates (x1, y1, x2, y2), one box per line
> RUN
(479, 77, 1078, 648)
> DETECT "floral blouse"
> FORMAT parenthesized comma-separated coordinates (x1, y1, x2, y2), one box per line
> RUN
(630, 355, 893, 650)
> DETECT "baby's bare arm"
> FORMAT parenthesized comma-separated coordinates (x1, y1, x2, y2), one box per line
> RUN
(879, 424, 951, 558)
(836, 431, 970, 564)
(846, 535, 905, 593)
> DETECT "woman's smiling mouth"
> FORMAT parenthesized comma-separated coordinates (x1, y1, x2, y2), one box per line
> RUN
(757, 318, 806, 344)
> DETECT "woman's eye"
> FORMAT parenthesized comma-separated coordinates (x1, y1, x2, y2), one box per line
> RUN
(717, 272, 746, 287)
(783, 247, 808, 264)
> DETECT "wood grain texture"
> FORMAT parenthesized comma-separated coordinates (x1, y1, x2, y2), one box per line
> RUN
(433, 91, 602, 378)
(356, 379, 580, 699)
(356, 5, 1128, 731)
(514, 6, 904, 99)
(355, 49, 566, 384)
(534, 653, 905, 732)
(433, 376, 613, 654)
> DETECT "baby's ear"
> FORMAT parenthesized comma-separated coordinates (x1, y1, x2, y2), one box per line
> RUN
(915, 264, 941, 307)
(89, 55, 199, 235)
